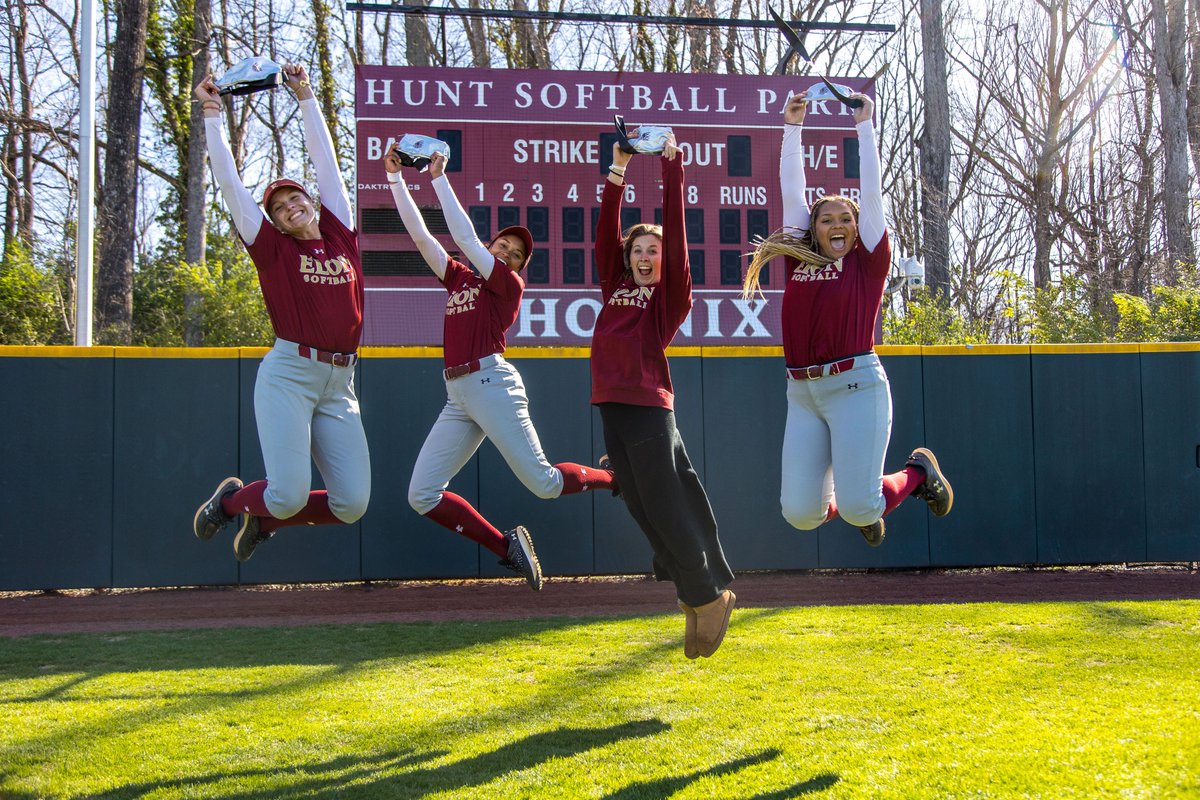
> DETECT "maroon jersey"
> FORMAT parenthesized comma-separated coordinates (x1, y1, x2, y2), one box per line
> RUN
(781, 230, 892, 367)
(245, 211, 364, 354)
(591, 157, 691, 410)
(440, 257, 523, 368)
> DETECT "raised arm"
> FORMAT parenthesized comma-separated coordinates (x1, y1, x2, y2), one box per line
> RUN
(428, 156, 495, 279)
(286, 64, 353, 231)
(781, 94, 810, 232)
(385, 150, 448, 279)
(852, 94, 886, 252)
(194, 76, 267, 244)
(595, 142, 633, 295)
(659, 137, 691, 332)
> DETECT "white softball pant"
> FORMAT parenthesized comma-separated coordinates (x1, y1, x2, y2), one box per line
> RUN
(780, 353, 892, 529)
(255, 339, 371, 522)
(408, 354, 564, 514)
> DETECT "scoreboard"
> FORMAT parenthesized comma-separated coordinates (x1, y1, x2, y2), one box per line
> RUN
(354, 65, 873, 346)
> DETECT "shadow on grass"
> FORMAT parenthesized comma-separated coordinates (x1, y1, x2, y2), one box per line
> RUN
(749, 772, 840, 798)
(81, 748, 440, 800)
(601, 748, 783, 798)
(0, 617, 596, 681)
(0, 616, 688, 792)
(89, 719, 669, 799)
(1080, 603, 1166, 629)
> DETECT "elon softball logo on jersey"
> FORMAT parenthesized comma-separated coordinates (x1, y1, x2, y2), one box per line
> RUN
(608, 285, 655, 309)
(299, 253, 357, 285)
(791, 260, 844, 283)
(446, 286, 481, 315)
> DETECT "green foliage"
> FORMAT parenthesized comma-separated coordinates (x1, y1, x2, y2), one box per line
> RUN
(132, 233, 272, 346)
(1028, 273, 1112, 343)
(0, 240, 69, 345)
(886, 268, 1200, 345)
(883, 286, 989, 345)
(1112, 270, 1200, 343)
(0, 601, 1197, 798)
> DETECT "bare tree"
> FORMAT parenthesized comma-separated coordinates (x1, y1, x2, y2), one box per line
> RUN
(95, 0, 151, 344)
(4, 0, 34, 247)
(1152, 0, 1196, 275)
(918, 0, 950, 296)
(405, 0, 434, 66)
(462, 0, 492, 68)
(310, 0, 343, 155)
(183, 0, 212, 345)
(1189, 0, 1200, 178)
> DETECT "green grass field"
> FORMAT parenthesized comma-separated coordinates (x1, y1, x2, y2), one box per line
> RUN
(1, 600, 1198, 799)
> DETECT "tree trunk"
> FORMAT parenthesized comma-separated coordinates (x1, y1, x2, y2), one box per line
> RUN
(918, 0, 951, 297)
(2, 132, 16, 251)
(95, 0, 150, 345)
(1153, 0, 1196, 277)
(310, 0, 342, 157)
(13, 0, 33, 245)
(405, 0, 433, 67)
(183, 0, 212, 345)
(464, 0, 491, 68)
(1187, 0, 1200, 179)
(685, 0, 717, 73)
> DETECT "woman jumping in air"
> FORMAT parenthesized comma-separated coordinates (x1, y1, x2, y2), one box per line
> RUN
(191, 64, 370, 563)
(386, 145, 618, 591)
(593, 133, 735, 659)
(744, 92, 953, 547)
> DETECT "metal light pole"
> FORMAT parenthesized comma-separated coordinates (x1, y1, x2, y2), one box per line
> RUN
(75, 0, 96, 346)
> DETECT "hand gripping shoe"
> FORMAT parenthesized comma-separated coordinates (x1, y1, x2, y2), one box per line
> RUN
(393, 134, 451, 172)
(216, 57, 283, 96)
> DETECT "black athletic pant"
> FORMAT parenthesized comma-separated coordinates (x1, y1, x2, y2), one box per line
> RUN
(598, 402, 733, 607)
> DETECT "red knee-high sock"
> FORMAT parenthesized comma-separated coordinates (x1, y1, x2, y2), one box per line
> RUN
(823, 501, 839, 524)
(223, 480, 270, 517)
(882, 466, 925, 517)
(424, 492, 509, 558)
(222, 481, 342, 533)
(555, 462, 616, 495)
(260, 492, 342, 533)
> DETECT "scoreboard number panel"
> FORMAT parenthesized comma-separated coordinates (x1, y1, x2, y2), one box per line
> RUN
(355, 65, 873, 346)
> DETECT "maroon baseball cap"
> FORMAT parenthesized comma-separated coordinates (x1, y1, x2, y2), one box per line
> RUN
(490, 225, 534, 272)
(261, 178, 310, 213)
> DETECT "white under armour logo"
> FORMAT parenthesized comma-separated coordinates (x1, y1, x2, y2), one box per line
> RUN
(455, 525, 464, 533)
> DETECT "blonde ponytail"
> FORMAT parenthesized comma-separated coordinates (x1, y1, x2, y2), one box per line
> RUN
(742, 230, 836, 299)
(742, 195, 860, 300)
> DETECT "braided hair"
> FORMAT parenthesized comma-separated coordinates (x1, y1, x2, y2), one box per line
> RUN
(742, 194, 860, 300)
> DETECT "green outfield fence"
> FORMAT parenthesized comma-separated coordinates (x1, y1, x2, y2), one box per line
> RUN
(1, 343, 1197, 591)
